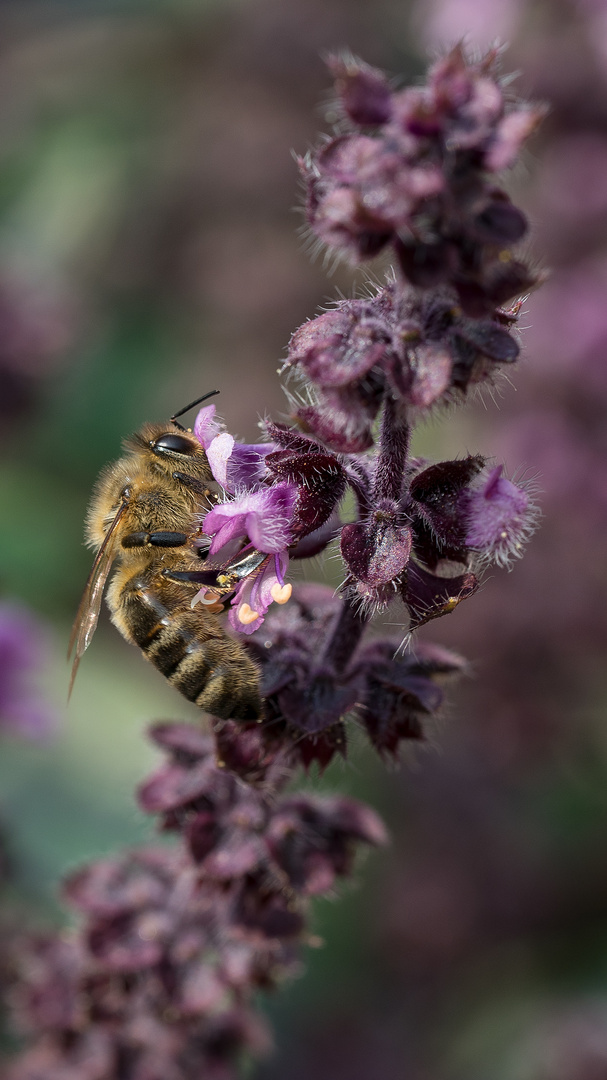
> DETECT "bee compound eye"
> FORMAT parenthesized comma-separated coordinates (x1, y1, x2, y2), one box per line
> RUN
(152, 432, 197, 456)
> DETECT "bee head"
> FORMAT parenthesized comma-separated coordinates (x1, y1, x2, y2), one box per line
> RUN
(150, 431, 200, 457)
(124, 390, 220, 480)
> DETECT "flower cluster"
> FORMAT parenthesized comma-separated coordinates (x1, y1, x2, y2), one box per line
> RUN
(175, 52, 540, 647)
(237, 583, 466, 767)
(191, 401, 536, 637)
(300, 48, 544, 313)
(287, 280, 522, 451)
(7, 722, 385, 1080)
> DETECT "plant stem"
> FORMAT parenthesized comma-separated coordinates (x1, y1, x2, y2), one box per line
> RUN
(373, 395, 410, 503)
(323, 595, 368, 674)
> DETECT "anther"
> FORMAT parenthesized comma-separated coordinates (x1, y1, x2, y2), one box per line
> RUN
(238, 603, 260, 625)
(270, 583, 292, 605)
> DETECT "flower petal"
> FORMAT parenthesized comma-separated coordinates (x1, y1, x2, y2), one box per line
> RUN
(193, 404, 222, 449)
(203, 484, 297, 556)
(206, 432, 234, 487)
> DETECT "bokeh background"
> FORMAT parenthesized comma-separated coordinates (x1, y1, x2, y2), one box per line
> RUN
(2, 1, 607, 1077)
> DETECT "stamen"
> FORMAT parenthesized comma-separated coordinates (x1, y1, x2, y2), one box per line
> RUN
(238, 603, 260, 625)
(271, 583, 292, 605)
(249, 572, 263, 613)
(274, 552, 285, 586)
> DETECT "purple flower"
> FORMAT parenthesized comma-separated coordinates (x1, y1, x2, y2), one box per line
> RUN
(287, 303, 389, 390)
(463, 466, 539, 566)
(301, 131, 444, 261)
(139, 724, 387, 897)
(207, 434, 276, 492)
(262, 425, 347, 538)
(204, 484, 297, 557)
(486, 105, 546, 172)
(242, 585, 357, 768)
(138, 724, 385, 904)
(401, 560, 479, 630)
(195, 485, 298, 634)
(226, 551, 290, 635)
(408, 455, 487, 568)
(287, 283, 522, 451)
(341, 511, 413, 589)
(0, 273, 75, 425)
(194, 419, 352, 635)
(328, 54, 393, 127)
(139, 729, 267, 879)
(194, 403, 276, 492)
(0, 603, 58, 740)
(333, 446, 489, 624)
(235, 583, 466, 766)
(266, 793, 388, 895)
(353, 639, 465, 756)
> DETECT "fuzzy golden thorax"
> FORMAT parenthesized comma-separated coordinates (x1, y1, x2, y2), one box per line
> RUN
(86, 421, 218, 552)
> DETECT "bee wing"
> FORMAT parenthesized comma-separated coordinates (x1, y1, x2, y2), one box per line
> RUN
(67, 500, 128, 698)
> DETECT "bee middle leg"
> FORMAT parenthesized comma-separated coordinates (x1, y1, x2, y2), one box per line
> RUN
(121, 531, 188, 549)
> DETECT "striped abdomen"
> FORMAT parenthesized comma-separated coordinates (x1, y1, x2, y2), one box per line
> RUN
(108, 569, 262, 721)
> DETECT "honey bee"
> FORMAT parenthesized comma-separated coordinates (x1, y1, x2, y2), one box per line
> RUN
(69, 392, 263, 720)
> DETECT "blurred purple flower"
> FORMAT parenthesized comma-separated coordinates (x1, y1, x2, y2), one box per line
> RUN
(6, 720, 386, 1080)
(0, 274, 74, 422)
(0, 603, 57, 740)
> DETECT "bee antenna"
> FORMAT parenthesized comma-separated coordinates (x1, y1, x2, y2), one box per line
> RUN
(171, 390, 220, 430)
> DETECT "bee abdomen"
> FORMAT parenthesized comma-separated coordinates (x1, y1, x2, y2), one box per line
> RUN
(145, 623, 193, 678)
(161, 632, 262, 721)
(194, 653, 262, 722)
(111, 575, 262, 721)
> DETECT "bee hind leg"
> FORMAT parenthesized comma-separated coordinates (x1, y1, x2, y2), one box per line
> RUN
(172, 472, 218, 503)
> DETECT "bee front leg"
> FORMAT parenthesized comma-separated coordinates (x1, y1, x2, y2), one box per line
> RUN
(172, 472, 219, 503)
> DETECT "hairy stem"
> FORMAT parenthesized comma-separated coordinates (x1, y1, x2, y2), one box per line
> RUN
(323, 594, 368, 674)
(373, 395, 410, 503)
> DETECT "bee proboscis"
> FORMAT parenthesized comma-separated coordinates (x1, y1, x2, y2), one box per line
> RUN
(69, 392, 263, 721)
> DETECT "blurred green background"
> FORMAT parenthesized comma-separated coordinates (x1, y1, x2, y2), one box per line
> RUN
(3, 2, 607, 1078)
